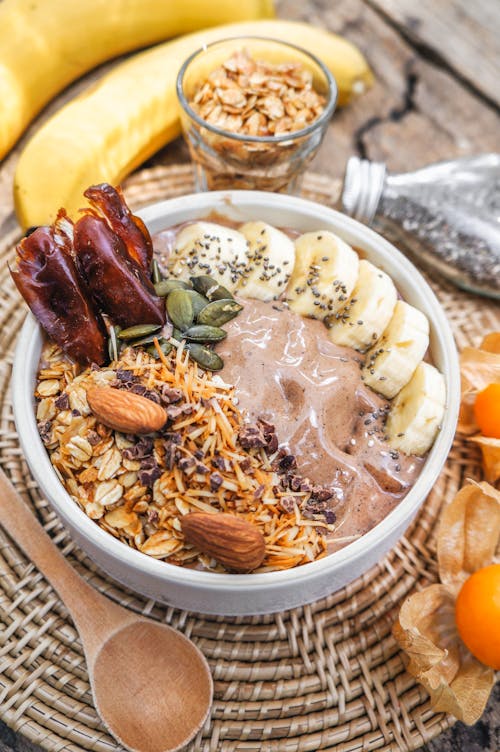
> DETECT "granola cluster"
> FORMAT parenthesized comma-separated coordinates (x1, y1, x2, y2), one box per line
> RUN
(189, 50, 326, 138)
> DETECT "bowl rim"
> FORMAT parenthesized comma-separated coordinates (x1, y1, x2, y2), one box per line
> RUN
(12, 190, 460, 592)
(176, 35, 338, 143)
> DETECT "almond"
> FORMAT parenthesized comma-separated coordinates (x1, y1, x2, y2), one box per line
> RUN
(86, 386, 167, 435)
(181, 512, 266, 573)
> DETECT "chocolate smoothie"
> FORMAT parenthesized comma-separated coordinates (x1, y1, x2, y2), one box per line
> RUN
(217, 298, 424, 549)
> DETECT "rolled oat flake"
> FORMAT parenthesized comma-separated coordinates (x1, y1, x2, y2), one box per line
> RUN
(341, 154, 500, 299)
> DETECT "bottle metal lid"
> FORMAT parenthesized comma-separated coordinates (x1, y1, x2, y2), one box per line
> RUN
(342, 156, 386, 224)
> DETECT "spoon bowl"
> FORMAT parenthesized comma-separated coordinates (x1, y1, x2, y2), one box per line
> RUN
(93, 621, 212, 752)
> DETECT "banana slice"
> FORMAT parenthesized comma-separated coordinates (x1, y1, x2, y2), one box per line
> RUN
(386, 362, 446, 455)
(362, 301, 429, 398)
(286, 231, 359, 317)
(327, 259, 397, 351)
(168, 222, 249, 292)
(237, 221, 295, 301)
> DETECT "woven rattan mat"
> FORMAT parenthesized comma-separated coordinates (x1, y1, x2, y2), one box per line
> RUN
(0, 165, 499, 752)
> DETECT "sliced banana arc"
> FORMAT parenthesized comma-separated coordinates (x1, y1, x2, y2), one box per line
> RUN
(386, 362, 446, 455)
(286, 230, 359, 317)
(238, 221, 295, 301)
(168, 221, 248, 292)
(362, 300, 430, 399)
(327, 259, 397, 351)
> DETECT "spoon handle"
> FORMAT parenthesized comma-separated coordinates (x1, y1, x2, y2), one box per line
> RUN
(0, 469, 128, 645)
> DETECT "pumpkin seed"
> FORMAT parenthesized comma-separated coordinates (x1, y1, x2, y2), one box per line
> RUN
(197, 298, 243, 326)
(129, 333, 159, 347)
(185, 343, 224, 371)
(183, 325, 227, 343)
(108, 325, 121, 362)
(166, 289, 194, 331)
(154, 278, 191, 297)
(118, 323, 162, 340)
(151, 258, 162, 285)
(190, 275, 234, 301)
(185, 289, 210, 318)
(171, 327, 184, 341)
(146, 340, 173, 359)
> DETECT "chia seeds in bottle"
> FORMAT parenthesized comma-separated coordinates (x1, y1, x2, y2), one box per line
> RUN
(341, 154, 500, 299)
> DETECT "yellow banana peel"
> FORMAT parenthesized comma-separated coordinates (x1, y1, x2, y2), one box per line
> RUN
(14, 20, 374, 229)
(0, 0, 274, 159)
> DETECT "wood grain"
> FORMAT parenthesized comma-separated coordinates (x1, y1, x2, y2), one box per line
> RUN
(367, 0, 500, 107)
(277, 0, 500, 177)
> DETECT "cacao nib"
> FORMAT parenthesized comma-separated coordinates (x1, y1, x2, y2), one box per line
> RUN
(87, 430, 101, 446)
(139, 467, 162, 486)
(122, 437, 154, 461)
(54, 393, 69, 410)
(278, 496, 296, 514)
(276, 453, 297, 472)
(310, 486, 333, 502)
(162, 431, 182, 445)
(130, 383, 161, 404)
(253, 484, 265, 500)
(212, 454, 228, 471)
(209, 472, 223, 492)
(178, 456, 196, 472)
(165, 403, 193, 420)
(38, 420, 52, 444)
(300, 478, 313, 493)
(239, 457, 252, 472)
(138, 456, 162, 486)
(304, 499, 328, 514)
(238, 423, 267, 449)
(256, 417, 278, 453)
(116, 369, 137, 384)
(163, 440, 179, 470)
(143, 389, 161, 404)
(266, 433, 279, 453)
(160, 386, 183, 405)
(257, 418, 275, 433)
(130, 384, 146, 396)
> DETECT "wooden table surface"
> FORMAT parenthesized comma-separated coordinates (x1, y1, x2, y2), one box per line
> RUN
(0, 1, 499, 750)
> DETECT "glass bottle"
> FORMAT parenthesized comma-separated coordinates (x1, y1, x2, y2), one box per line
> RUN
(341, 154, 500, 299)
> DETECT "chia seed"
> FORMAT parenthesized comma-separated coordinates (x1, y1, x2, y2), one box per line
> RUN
(376, 192, 500, 296)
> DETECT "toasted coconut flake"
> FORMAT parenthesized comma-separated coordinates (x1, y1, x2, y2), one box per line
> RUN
(393, 481, 499, 725)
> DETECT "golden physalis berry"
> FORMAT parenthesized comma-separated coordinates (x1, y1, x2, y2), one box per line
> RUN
(474, 383, 500, 439)
(455, 563, 500, 670)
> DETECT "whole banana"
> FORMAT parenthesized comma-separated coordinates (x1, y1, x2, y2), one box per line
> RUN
(14, 20, 373, 229)
(0, 0, 274, 159)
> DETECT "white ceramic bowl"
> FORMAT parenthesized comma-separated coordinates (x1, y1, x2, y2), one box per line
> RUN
(12, 191, 460, 615)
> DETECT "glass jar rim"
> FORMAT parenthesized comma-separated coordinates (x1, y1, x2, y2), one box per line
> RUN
(176, 35, 338, 144)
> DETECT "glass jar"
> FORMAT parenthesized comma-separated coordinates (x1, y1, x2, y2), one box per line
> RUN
(176, 36, 337, 193)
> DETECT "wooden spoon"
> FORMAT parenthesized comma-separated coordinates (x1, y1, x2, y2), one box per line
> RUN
(0, 469, 212, 752)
